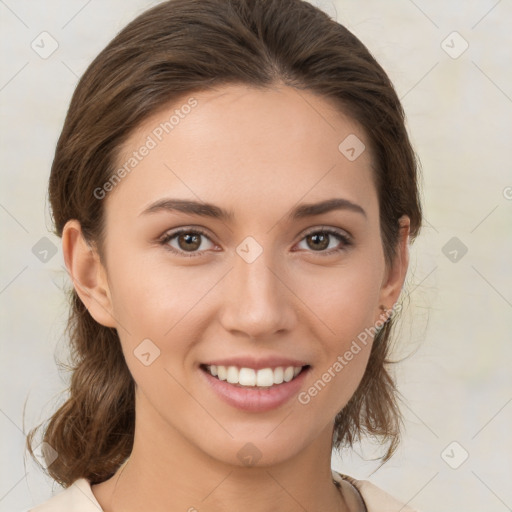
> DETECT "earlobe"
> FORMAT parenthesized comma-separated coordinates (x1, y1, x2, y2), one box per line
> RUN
(377, 215, 411, 320)
(62, 219, 117, 328)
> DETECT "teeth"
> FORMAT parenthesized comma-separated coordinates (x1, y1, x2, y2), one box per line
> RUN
(273, 366, 284, 384)
(240, 367, 256, 386)
(205, 364, 305, 387)
(216, 365, 226, 380)
(284, 366, 294, 382)
(226, 366, 238, 384)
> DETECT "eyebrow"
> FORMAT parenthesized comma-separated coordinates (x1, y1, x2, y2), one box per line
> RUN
(139, 197, 366, 221)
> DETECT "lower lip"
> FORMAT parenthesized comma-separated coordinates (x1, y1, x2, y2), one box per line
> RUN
(200, 366, 310, 412)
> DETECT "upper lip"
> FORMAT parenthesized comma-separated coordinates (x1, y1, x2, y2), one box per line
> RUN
(201, 356, 310, 370)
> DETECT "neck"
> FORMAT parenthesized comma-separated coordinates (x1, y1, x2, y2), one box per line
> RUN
(91, 391, 350, 512)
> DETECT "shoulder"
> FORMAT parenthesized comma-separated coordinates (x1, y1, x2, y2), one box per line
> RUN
(26, 478, 103, 512)
(25, 472, 418, 512)
(332, 470, 421, 512)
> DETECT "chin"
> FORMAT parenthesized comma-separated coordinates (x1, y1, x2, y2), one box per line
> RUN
(192, 423, 315, 468)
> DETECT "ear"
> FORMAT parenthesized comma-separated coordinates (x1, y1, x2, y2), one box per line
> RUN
(61, 219, 117, 328)
(376, 215, 411, 322)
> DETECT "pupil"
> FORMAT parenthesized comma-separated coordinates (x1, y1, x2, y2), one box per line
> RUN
(309, 233, 329, 251)
(180, 233, 200, 251)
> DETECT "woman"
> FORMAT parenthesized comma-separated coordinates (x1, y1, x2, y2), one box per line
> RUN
(26, 0, 423, 510)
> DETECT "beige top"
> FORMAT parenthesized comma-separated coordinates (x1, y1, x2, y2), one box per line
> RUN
(26, 470, 419, 512)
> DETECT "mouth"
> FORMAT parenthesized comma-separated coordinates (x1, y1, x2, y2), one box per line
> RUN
(199, 363, 311, 388)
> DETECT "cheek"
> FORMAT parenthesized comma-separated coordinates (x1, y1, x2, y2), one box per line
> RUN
(293, 256, 383, 339)
(292, 258, 382, 408)
(106, 256, 220, 378)
(107, 259, 207, 403)
(108, 254, 204, 329)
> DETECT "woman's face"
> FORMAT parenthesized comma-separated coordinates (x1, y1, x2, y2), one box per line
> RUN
(73, 84, 409, 467)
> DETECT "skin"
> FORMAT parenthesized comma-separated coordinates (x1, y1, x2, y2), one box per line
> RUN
(62, 83, 410, 512)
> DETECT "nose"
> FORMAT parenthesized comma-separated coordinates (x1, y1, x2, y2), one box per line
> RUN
(218, 246, 297, 340)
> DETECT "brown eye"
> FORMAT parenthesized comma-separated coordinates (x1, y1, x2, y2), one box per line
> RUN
(305, 232, 330, 251)
(160, 228, 215, 257)
(177, 232, 202, 251)
(296, 228, 352, 256)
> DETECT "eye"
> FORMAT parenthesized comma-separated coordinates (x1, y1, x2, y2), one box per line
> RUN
(158, 226, 352, 258)
(295, 227, 352, 256)
(159, 228, 216, 257)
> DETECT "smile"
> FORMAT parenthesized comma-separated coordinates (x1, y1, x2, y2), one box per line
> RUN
(201, 364, 310, 388)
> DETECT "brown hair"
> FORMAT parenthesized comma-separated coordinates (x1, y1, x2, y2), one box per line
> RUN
(26, 0, 422, 487)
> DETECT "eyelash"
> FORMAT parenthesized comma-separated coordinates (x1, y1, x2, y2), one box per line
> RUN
(158, 226, 352, 258)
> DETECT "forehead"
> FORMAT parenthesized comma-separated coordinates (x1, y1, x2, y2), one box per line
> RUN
(106, 84, 377, 224)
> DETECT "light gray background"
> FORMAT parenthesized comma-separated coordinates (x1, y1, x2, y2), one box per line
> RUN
(1, 1, 511, 511)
